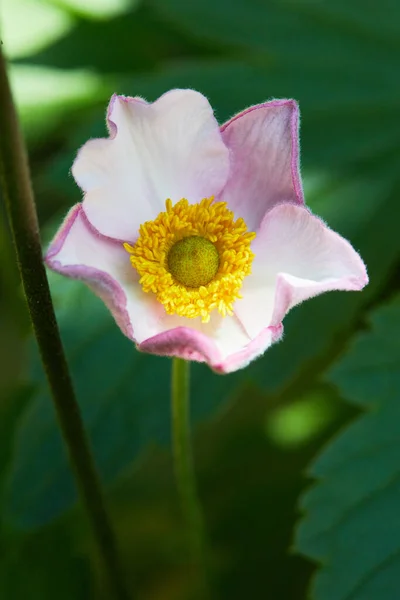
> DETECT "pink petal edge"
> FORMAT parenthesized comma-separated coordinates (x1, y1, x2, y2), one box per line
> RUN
(45, 204, 134, 340)
(220, 98, 304, 206)
(264, 204, 369, 326)
(271, 269, 368, 327)
(139, 323, 283, 374)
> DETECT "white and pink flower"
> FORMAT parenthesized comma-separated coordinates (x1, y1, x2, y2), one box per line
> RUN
(46, 90, 368, 373)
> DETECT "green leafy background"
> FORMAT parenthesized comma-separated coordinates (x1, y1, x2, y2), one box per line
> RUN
(0, 0, 399, 598)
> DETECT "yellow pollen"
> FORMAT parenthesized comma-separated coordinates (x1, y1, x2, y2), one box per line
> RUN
(123, 197, 256, 323)
(167, 236, 219, 288)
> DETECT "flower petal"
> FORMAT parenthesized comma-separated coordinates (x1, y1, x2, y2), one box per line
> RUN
(45, 202, 366, 374)
(220, 99, 303, 232)
(139, 317, 283, 374)
(46, 210, 281, 373)
(45, 206, 278, 372)
(234, 203, 368, 339)
(216, 324, 283, 374)
(45, 203, 167, 341)
(140, 312, 246, 363)
(72, 90, 230, 241)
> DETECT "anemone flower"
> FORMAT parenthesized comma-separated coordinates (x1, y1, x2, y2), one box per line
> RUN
(46, 90, 368, 373)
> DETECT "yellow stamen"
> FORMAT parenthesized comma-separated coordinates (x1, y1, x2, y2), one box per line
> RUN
(124, 197, 256, 323)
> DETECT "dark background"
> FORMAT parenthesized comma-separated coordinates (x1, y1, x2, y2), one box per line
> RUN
(1, 0, 399, 598)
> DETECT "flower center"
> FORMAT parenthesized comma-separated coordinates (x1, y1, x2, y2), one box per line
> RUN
(123, 197, 255, 323)
(167, 236, 219, 288)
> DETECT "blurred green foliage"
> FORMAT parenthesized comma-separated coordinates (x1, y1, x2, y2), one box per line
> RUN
(1, 0, 399, 598)
(296, 296, 400, 600)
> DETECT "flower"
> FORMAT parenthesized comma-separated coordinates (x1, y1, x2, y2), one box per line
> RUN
(45, 90, 368, 373)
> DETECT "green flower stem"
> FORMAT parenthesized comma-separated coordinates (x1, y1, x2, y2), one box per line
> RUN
(171, 358, 211, 598)
(0, 46, 131, 600)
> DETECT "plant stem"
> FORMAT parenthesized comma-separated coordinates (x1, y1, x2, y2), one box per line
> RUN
(0, 45, 131, 600)
(171, 358, 210, 598)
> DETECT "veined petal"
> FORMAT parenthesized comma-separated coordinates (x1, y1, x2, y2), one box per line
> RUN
(220, 99, 303, 232)
(73, 90, 230, 240)
(235, 203, 368, 339)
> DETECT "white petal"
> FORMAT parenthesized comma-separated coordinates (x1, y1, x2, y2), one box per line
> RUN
(152, 312, 251, 360)
(45, 204, 166, 340)
(234, 204, 368, 338)
(47, 206, 288, 372)
(46, 205, 251, 355)
(139, 314, 283, 373)
(72, 90, 230, 240)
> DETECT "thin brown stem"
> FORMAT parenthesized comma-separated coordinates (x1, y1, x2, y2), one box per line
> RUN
(0, 44, 131, 600)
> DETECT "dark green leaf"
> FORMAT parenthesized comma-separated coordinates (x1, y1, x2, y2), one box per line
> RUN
(20, 5, 215, 74)
(0, 524, 91, 600)
(295, 296, 400, 600)
(149, 0, 400, 74)
(326, 299, 400, 408)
